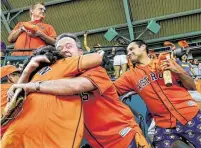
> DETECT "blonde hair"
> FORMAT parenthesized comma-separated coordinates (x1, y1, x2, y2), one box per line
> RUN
(29, 2, 45, 17)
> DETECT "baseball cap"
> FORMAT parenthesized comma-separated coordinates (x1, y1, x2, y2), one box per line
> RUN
(0, 65, 21, 79)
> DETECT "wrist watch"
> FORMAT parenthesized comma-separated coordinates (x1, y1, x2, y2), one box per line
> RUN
(35, 81, 43, 92)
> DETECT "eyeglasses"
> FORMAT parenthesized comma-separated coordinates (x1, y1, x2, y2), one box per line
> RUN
(57, 43, 73, 51)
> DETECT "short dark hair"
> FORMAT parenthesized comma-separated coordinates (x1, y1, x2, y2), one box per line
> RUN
(130, 39, 148, 53)
(23, 45, 65, 81)
(55, 33, 82, 50)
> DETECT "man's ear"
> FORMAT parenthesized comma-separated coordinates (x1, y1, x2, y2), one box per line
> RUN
(79, 49, 83, 55)
(141, 44, 146, 49)
(141, 44, 146, 51)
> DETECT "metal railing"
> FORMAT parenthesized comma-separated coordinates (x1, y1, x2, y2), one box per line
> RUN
(1, 49, 34, 66)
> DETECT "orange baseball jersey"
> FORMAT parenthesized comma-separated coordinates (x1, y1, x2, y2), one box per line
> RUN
(11, 21, 57, 56)
(80, 66, 141, 148)
(1, 56, 89, 148)
(1, 84, 12, 136)
(114, 63, 199, 128)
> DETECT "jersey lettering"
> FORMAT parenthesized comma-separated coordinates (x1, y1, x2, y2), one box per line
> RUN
(38, 66, 51, 75)
(150, 72, 158, 81)
(136, 72, 173, 92)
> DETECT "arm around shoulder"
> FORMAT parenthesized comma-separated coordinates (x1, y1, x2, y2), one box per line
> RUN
(32, 77, 96, 96)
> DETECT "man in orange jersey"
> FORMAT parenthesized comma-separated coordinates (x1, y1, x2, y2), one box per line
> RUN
(8, 2, 56, 56)
(1, 33, 104, 148)
(114, 39, 201, 148)
(1, 65, 21, 136)
(7, 34, 149, 148)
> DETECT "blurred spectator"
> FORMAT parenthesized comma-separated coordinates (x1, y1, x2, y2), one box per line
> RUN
(112, 46, 127, 78)
(8, 2, 57, 56)
(178, 40, 189, 48)
(1, 41, 7, 66)
(92, 43, 102, 52)
(83, 31, 91, 52)
(188, 90, 201, 108)
(195, 79, 201, 94)
(199, 62, 201, 76)
(192, 59, 201, 78)
(177, 54, 196, 76)
(0, 41, 6, 57)
(18, 63, 24, 71)
(1, 65, 21, 136)
(83, 31, 101, 53)
(163, 41, 176, 50)
(187, 59, 194, 65)
(83, 31, 112, 71)
(1, 65, 21, 84)
(6, 61, 11, 65)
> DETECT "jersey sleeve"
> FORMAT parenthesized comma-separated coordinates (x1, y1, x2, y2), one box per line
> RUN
(62, 54, 102, 77)
(80, 66, 112, 95)
(113, 71, 135, 95)
(61, 56, 84, 76)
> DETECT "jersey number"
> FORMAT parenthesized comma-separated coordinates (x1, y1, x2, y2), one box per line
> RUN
(80, 92, 89, 101)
